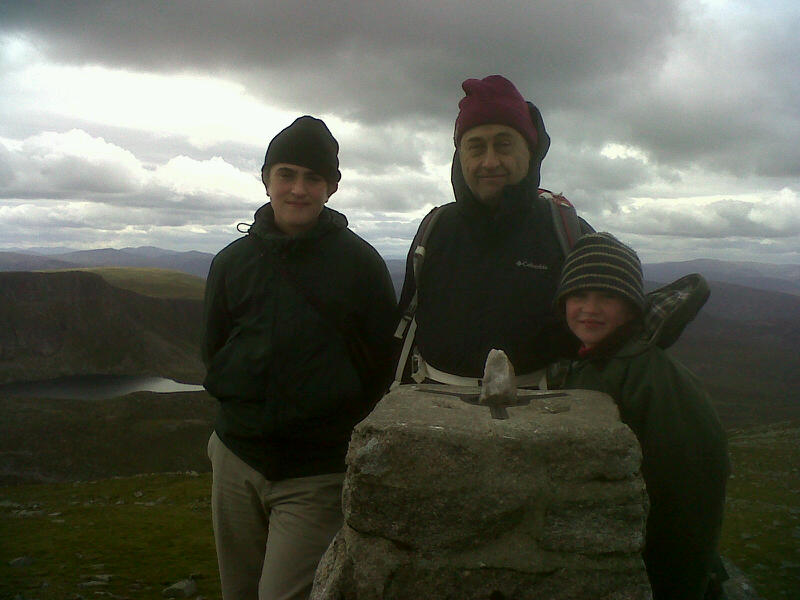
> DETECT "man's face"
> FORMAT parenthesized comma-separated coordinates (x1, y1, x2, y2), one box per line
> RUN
(458, 124, 531, 206)
(565, 290, 635, 349)
(264, 163, 337, 236)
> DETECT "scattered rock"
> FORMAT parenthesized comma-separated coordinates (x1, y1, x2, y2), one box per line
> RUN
(78, 579, 108, 588)
(744, 543, 761, 550)
(721, 556, 766, 600)
(13, 509, 44, 518)
(162, 577, 197, 598)
(9, 555, 34, 567)
(82, 574, 113, 583)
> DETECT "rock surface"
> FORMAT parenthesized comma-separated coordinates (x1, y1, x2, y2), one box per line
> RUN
(479, 349, 516, 419)
(312, 385, 651, 600)
(163, 577, 198, 598)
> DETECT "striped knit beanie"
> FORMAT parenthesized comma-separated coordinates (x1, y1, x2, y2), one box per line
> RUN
(555, 232, 645, 315)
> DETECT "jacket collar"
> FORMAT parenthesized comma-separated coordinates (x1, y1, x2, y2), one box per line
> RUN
(249, 203, 347, 246)
(574, 319, 644, 361)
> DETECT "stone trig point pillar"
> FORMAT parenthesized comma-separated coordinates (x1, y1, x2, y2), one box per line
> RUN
(312, 385, 652, 600)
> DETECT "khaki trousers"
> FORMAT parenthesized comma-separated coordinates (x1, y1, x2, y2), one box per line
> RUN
(207, 432, 344, 600)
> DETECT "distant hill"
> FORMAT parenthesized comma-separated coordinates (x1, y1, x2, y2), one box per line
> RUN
(386, 258, 405, 296)
(645, 258, 800, 295)
(668, 280, 800, 426)
(388, 256, 800, 298)
(0, 251, 79, 272)
(1, 247, 215, 278)
(6, 247, 797, 296)
(0, 270, 204, 385)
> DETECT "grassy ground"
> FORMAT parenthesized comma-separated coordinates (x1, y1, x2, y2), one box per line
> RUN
(719, 421, 800, 599)
(2, 423, 798, 600)
(1, 473, 219, 600)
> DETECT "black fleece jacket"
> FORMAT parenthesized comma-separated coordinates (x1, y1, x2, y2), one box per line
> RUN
(202, 204, 396, 480)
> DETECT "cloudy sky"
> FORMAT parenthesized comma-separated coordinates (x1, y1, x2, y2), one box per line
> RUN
(1, 0, 798, 264)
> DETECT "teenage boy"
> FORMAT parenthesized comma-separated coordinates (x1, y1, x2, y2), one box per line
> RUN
(547, 232, 730, 600)
(202, 116, 396, 600)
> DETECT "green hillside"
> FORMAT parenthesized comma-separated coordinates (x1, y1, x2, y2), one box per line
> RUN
(0, 271, 205, 384)
(51, 267, 206, 300)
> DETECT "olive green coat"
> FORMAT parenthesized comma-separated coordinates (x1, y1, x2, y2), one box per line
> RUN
(548, 275, 729, 599)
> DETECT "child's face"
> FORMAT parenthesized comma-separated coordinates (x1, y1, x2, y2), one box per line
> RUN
(565, 290, 636, 349)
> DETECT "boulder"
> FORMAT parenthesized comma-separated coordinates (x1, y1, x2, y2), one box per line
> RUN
(312, 385, 651, 600)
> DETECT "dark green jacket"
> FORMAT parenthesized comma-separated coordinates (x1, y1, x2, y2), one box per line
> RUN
(202, 204, 397, 480)
(548, 274, 729, 600)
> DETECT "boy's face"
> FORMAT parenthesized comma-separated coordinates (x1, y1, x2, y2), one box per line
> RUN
(565, 290, 636, 349)
(265, 163, 337, 236)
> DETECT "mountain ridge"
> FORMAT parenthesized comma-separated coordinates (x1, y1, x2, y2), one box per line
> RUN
(3, 247, 799, 295)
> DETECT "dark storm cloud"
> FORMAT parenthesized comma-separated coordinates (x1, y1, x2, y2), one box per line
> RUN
(1, 1, 799, 261)
(1, 1, 678, 120)
(4, 1, 797, 180)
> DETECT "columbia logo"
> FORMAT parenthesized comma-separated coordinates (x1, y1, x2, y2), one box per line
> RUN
(516, 260, 548, 270)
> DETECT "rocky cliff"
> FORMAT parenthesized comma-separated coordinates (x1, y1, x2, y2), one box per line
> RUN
(0, 270, 204, 384)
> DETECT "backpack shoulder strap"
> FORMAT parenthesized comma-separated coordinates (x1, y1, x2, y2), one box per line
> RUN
(392, 203, 453, 387)
(411, 203, 452, 287)
(539, 188, 583, 255)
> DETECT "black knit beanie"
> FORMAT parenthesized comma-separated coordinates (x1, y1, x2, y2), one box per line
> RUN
(262, 115, 341, 184)
(555, 232, 646, 315)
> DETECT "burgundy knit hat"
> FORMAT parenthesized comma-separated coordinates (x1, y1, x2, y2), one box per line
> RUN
(454, 75, 538, 149)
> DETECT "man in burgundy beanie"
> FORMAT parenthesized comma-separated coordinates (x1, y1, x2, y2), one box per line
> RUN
(395, 75, 592, 385)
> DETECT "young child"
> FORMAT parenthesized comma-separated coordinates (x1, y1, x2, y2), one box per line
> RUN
(547, 232, 730, 600)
